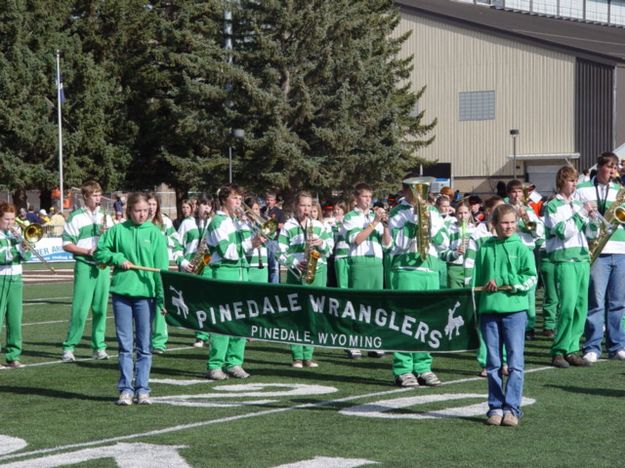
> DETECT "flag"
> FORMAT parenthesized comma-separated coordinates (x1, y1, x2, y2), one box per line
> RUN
(161, 271, 480, 353)
(57, 74, 66, 104)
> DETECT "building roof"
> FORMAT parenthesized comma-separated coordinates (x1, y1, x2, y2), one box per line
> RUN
(395, 0, 625, 65)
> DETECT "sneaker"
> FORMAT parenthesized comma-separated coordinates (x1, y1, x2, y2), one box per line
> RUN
(292, 360, 303, 368)
(395, 373, 419, 387)
(565, 353, 590, 367)
(417, 371, 442, 387)
(92, 349, 109, 360)
(136, 393, 152, 405)
(193, 340, 205, 348)
(0, 363, 5, 370)
(226, 365, 250, 379)
(367, 351, 385, 358)
(152, 348, 165, 355)
(116, 392, 133, 406)
(205, 368, 229, 380)
(485, 414, 503, 426)
(611, 349, 625, 360)
(501, 412, 519, 427)
(552, 355, 570, 368)
(583, 351, 599, 364)
(6, 361, 24, 369)
(542, 329, 555, 338)
(346, 349, 362, 359)
(478, 368, 487, 378)
(61, 350, 76, 363)
(303, 360, 319, 368)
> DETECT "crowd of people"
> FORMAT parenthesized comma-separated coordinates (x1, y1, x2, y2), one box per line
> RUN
(0, 151, 623, 426)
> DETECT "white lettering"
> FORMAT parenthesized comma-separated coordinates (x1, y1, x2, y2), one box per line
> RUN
(196, 310, 207, 329)
(341, 301, 356, 320)
(288, 293, 301, 312)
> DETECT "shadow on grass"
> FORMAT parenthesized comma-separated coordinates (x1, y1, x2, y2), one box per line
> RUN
(544, 384, 625, 398)
(0, 385, 111, 402)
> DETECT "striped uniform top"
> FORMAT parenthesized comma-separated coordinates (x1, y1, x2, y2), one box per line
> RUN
(331, 220, 349, 260)
(205, 211, 252, 267)
(277, 217, 334, 269)
(242, 219, 268, 268)
(463, 222, 494, 286)
(544, 194, 599, 262)
(0, 229, 30, 276)
(439, 220, 476, 265)
(513, 203, 545, 249)
(156, 215, 183, 264)
(177, 216, 209, 261)
(62, 207, 112, 265)
(342, 207, 387, 260)
(387, 200, 446, 271)
(576, 178, 625, 254)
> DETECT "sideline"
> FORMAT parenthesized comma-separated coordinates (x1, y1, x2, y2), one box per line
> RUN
(0, 365, 553, 462)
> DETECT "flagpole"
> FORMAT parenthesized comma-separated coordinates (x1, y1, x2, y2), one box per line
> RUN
(56, 50, 64, 215)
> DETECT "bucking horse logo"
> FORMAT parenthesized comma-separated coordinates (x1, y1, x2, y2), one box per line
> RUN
(444, 301, 464, 340)
(169, 286, 189, 319)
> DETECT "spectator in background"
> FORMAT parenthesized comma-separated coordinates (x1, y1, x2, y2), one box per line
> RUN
(38, 209, 50, 224)
(113, 194, 125, 214)
(17, 208, 29, 226)
(26, 207, 42, 224)
(112, 211, 125, 225)
(48, 208, 66, 237)
(496, 181, 507, 198)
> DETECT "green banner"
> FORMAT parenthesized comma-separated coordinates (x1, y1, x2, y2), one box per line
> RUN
(162, 271, 479, 353)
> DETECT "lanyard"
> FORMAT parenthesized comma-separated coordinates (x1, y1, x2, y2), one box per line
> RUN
(594, 179, 609, 216)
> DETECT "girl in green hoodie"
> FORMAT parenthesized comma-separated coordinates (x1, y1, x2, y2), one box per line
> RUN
(473, 204, 537, 427)
(94, 193, 168, 406)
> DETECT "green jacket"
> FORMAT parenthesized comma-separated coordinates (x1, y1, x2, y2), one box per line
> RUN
(473, 234, 537, 315)
(94, 220, 169, 308)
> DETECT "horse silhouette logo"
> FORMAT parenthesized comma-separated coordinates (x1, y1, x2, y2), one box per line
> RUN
(169, 286, 189, 319)
(444, 301, 464, 340)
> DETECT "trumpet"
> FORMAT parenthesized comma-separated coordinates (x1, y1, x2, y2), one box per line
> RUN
(12, 219, 56, 274)
(519, 184, 537, 231)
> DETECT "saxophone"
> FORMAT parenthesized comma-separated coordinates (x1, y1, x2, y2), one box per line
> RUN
(589, 186, 625, 264)
(189, 219, 211, 275)
(302, 217, 321, 284)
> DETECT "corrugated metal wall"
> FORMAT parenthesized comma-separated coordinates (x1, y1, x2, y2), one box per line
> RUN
(394, 12, 577, 179)
(576, 59, 614, 169)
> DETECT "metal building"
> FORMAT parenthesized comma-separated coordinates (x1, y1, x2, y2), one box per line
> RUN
(394, 0, 625, 195)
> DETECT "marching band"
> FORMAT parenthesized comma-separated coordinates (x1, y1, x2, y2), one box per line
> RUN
(3, 151, 625, 423)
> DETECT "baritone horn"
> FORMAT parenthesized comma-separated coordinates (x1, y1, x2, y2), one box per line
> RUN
(402, 176, 434, 261)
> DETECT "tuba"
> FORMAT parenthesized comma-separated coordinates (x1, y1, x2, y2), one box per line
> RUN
(403, 177, 433, 261)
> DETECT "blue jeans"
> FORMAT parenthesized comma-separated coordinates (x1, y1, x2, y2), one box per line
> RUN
(480, 311, 527, 418)
(584, 254, 625, 357)
(112, 295, 155, 396)
(267, 240, 280, 284)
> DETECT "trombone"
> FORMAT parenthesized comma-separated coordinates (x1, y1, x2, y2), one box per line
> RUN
(240, 202, 279, 238)
(13, 219, 57, 274)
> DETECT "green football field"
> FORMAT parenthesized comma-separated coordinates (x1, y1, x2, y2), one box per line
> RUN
(1, 273, 624, 467)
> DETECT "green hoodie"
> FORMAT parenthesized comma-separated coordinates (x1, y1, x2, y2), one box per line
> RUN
(472, 233, 537, 315)
(94, 220, 168, 308)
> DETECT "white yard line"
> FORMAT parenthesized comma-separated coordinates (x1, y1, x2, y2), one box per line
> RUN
(22, 315, 114, 328)
(0, 365, 554, 462)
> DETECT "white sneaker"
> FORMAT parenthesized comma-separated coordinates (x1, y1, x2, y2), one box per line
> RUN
(205, 368, 229, 380)
(583, 351, 598, 363)
(61, 351, 76, 363)
(92, 350, 109, 360)
(136, 393, 152, 405)
(346, 349, 362, 359)
(395, 373, 419, 387)
(612, 349, 625, 360)
(193, 340, 205, 348)
(226, 366, 250, 379)
(116, 392, 133, 406)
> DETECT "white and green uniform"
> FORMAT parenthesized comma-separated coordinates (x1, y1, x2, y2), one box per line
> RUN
(544, 195, 598, 357)
(514, 203, 544, 333)
(576, 179, 625, 252)
(278, 217, 333, 360)
(203, 211, 253, 371)
(151, 215, 184, 352)
(177, 215, 210, 342)
(387, 200, 445, 376)
(332, 220, 350, 288)
(61, 207, 112, 353)
(343, 207, 388, 290)
(0, 229, 31, 363)
(439, 220, 475, 288)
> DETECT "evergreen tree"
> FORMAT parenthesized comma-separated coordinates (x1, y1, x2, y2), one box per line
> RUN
(232, 0, 436, 200)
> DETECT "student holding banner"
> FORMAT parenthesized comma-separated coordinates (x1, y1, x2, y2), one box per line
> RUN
(387, 179, 445, 387)
(278, 191, 333, 368)
(94, 192, 169, 405)
(203, 184, 262, 380)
